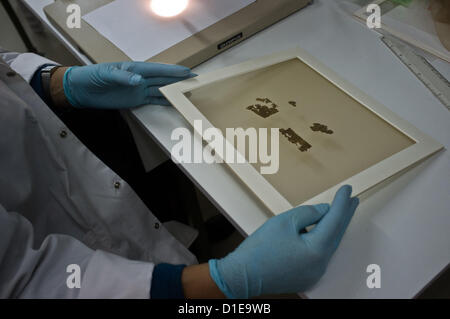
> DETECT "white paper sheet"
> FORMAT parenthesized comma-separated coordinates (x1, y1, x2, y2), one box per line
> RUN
(382, 0, 450, 62)
(353, 0, 450, 62)
(83, 0, 255, 61)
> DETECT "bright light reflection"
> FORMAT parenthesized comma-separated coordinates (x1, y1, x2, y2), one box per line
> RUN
(151, 0, 189, 18)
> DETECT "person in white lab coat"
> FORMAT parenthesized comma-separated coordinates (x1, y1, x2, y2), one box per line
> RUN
(0, 49, 359, 299)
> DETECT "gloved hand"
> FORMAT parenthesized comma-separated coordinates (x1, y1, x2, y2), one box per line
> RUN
(209, 185, 359, 299)
(62, 62, 195, 109)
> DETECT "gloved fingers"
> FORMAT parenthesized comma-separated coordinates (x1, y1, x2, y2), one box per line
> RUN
(306, 185, 358, 248)
(103, 67, 143, 86)
(146, 96, 172, 106)
(315, 203, 331, 215)
(144, 76, 189, 87)
(290, 204, 330, 233)
(147, 86, 165, 98)
(144, 72, 197, 87)
(127, 62, 192, 78)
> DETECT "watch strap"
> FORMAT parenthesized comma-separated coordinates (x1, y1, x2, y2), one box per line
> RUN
(41, 65, 59, 106)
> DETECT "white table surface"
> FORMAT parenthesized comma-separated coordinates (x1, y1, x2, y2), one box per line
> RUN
(24, 0, 450, 298)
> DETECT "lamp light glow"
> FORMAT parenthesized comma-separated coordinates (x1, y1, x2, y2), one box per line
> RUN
(151, 0, 189, 18)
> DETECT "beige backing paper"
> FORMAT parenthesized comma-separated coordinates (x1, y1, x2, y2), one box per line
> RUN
(187, 59, 415, 206)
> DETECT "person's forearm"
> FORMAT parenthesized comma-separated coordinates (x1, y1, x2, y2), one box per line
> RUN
(49, 66, 72, 108)
(182, 263, 225, 299)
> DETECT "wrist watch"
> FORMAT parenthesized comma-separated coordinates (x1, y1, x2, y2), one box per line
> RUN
(40, 65, 60, 105)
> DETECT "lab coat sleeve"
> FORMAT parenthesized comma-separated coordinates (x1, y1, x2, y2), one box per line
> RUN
(0, 49, 59, 82)
(0, 204, 154, 299)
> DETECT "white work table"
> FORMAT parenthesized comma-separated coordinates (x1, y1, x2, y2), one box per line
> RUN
(24, 0, 450, 298)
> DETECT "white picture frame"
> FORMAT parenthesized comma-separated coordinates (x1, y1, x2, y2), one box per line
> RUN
(160, 48, 444, 215)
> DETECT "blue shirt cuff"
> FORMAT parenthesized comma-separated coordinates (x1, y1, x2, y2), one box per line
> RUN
(30, 63, 57, 104)
(151, 264, 186, 299)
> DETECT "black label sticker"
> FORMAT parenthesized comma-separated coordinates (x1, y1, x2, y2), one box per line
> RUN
(218, 33, 243, 50)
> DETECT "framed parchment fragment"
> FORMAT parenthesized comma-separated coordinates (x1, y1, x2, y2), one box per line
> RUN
(161, 48, 444, 215)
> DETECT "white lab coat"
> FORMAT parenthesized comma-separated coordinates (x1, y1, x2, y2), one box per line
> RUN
(0, 51, 197, 299)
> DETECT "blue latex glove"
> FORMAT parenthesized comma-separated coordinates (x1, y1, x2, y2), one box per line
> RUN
(62, 62, 195, 109)
(209, 185, 359, 299)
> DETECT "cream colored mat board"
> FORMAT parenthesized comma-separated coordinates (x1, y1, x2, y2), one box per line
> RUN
(187, 59, 415, 206)
(161, 48, 443, 214)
